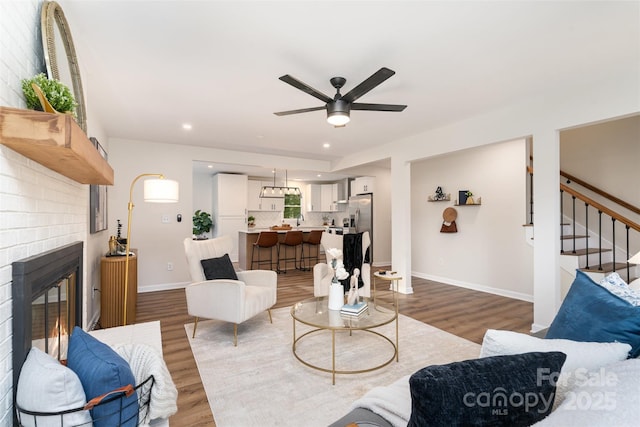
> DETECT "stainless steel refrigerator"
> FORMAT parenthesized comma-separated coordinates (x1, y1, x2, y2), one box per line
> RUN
(348, 193, 373, 262)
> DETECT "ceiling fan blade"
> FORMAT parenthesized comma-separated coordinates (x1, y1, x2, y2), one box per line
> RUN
(274, 106, 326, 116)
(341, 67, 396, 103)
(351, 103, 407, 112)
(279, 75, 333, 103)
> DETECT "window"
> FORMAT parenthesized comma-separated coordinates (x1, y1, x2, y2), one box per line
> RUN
(283, 194, 301, 219)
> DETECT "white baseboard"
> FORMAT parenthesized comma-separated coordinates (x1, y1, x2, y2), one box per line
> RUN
(138, 281, 190, 293)
(412, 272, 534, 303)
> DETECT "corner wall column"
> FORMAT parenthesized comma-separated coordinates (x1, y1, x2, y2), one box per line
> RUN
(532, 129, 561, 330)
(391, 156, 413, 294)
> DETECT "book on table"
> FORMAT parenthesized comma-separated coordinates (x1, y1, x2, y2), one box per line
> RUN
(340, 301, 368, 315)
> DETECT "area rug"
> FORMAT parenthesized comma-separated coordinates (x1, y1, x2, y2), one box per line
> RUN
(185, 307, 480, 427)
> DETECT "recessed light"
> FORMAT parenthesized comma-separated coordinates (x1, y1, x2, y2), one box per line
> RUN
(207, 165, 213, 169)
(182, 123, 192, 131)
(323, 143, 331, 149)
(317, 174, 322, 177)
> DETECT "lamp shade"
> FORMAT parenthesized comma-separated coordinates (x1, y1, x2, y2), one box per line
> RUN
(628, 251, 640, 265)
(143, 179, 179, 203)
(327, 112, 350, 126)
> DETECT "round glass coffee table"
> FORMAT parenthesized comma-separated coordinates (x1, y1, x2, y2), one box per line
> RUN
(291, 296, 398, 384)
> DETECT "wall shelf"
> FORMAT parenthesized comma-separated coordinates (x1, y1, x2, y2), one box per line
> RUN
(0, 107, 113, 185)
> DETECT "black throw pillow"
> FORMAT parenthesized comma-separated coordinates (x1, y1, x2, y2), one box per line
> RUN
(200, 254, 238, 280)
(407, 351, 566, 427)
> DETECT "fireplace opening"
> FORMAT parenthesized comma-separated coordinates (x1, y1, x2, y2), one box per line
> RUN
(11, 242, 83, 423)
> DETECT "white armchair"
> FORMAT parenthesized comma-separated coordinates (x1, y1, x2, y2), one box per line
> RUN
(183, 236, 277, 346)
(313, 231, 371, 299)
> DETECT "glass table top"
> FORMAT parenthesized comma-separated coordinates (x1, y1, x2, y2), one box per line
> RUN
(291, 296, 396, 330)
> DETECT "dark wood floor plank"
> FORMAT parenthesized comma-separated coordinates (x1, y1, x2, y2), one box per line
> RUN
(136, 267, 532, 426)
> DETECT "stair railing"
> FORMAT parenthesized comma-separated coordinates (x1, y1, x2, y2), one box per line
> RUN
(560, 182, 640, 281)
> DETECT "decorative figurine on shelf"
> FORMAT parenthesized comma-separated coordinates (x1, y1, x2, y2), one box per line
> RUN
(347, 268, 361, 305)
(434, 186, 446, 201)
(465, 191, 475, 205)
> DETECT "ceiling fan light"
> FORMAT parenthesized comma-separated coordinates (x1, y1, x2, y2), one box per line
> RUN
(327, 112, 350, 126)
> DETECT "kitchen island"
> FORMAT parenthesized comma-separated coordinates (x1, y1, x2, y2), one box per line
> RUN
(238, 227, 326, 271)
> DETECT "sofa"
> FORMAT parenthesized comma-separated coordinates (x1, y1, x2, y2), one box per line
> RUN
(330, 271, 640, 427)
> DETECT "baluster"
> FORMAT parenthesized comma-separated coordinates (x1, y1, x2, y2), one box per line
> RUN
(560, 189, 565, 253)
(529, 168, 534, 225)
(584, 202, 590, 269)
(625, 225, 631, 282)
(611, 218, 616, 273)
(598, 211, 603, 270)
(571, 195, 577, 254)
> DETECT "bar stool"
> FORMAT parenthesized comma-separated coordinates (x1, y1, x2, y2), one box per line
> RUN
(277, 230, 303, 273)
(301, 229, 324, 271)
(251, 231, 279, 270)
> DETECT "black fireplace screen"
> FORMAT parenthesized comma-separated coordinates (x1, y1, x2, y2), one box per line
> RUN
(11, 242, 83, 414)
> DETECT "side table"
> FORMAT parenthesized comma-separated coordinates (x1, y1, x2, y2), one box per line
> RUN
(373, 271, 402, 362)
(100, 252, 137, 327)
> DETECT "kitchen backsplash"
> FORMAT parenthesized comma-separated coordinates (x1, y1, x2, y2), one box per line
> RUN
(248, 211, 345, 228)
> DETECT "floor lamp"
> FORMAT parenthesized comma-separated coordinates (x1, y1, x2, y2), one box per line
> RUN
(123, 174, 179, 325)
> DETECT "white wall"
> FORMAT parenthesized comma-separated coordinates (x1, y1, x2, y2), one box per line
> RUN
(107, 138, 332, 291)
(0, 1, 105, 424)
(411, 139, 533, 300)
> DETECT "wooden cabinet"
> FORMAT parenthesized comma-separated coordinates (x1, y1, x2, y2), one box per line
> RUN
(351, 176, 375, 194)
(100, 254, 137, 327)
(247, 180, 284, 211)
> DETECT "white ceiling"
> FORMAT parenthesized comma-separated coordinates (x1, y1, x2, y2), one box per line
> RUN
(59, 1, 638, 179)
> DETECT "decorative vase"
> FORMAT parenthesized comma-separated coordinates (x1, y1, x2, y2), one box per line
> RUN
(466, 197, 474, 205)
(328, 280, 344, 310)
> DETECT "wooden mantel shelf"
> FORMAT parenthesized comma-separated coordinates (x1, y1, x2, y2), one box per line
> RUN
(0, 107, 114, 185)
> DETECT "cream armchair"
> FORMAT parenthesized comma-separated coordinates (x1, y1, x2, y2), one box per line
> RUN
(313, 231, 371, 298)
(183, 236, 277, 346)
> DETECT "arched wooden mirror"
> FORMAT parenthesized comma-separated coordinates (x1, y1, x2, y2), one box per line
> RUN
(41, 1, 87, 132)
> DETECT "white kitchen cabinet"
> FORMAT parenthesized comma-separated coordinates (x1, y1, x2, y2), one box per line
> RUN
(213, 173, 247, 216)
(351, 176, 375, 195)
(247, 180, 263, 211)
(321, 183, 339, 211)
(212, 174, 247, 261)
(247, 179, 284, 211)
(307, 183, 339, 212)
(306, 184, 322, 212)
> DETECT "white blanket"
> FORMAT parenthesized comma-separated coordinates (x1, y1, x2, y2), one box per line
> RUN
(352, 359, 640, 427)
(114, 343, 178, 425)
(350, 375, 412, 427)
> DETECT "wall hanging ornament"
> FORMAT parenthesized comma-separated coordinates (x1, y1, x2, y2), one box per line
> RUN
(440, 207, 458, 233)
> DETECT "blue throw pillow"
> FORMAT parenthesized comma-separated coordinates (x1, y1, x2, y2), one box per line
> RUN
(546, 270, 640, 357)
(67, 327, 139, 427)
(407, 352, 566, 427)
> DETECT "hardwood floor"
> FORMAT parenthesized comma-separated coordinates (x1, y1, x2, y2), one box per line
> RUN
(136, 267, 532, 427)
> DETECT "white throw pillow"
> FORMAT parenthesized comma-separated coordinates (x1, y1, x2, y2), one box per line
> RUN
(480, 329, 631, 373)
(599, 272, 640, 306)
(16, 347, 92, 427)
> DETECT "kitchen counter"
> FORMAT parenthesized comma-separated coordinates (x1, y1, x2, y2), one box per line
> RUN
(238, 227, 326, 271)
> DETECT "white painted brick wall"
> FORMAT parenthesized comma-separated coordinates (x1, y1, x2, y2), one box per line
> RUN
(0, 1, 89, 425)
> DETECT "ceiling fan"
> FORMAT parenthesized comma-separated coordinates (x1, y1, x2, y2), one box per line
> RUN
(274, 67, 407, 127)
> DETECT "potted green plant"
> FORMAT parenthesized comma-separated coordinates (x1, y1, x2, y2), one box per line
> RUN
(193, 210, 213, 239)
(248, 215, 256, 227)
(21, 73, 77, 116)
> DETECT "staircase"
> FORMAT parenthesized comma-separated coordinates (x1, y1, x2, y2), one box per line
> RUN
(558, 171, 640, 285)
